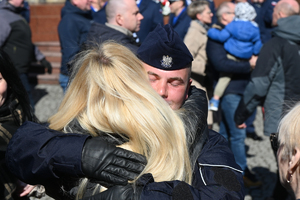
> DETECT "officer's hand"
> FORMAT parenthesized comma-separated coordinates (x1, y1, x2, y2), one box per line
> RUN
(40, 58, 52, 74)
(81, 185, 134, 200)
(81, 137, 147, 188)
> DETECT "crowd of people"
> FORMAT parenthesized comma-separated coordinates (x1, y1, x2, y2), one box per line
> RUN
(1, 0, 300, 199)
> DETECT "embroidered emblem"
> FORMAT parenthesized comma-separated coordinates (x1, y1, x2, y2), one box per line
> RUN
(161, 55, 173, 68)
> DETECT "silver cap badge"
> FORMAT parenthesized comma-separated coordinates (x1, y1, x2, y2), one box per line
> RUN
(161, 55, 173, 68)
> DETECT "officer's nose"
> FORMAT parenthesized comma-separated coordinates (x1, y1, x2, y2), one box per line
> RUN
(156, 81, 168, 99)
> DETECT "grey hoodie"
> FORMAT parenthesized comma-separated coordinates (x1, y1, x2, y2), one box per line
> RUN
(0, 0, 44, 73)
(273, 15, 300, 43)
(235, 14, 300, 136)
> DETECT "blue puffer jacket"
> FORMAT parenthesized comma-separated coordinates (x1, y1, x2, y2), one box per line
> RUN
(208, 20, 262, 59)
(206, 23, 251, 96)
(58, 0, 92, 76)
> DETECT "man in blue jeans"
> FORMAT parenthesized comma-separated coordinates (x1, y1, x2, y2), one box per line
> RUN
(206, 1, 261, 188)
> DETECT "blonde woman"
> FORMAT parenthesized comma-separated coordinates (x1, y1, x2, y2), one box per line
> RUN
(273, 102, 300, 200)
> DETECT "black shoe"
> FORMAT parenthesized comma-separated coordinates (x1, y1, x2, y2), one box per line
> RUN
(246, 132, 263, 141)
(243, 168, 262, 188)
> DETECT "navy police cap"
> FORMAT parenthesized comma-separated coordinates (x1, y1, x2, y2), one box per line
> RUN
(137, 24, 193, 70)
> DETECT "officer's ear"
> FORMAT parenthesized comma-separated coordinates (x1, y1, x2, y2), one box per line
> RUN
(116, 13, 124, 26)
(185, 78, 192, 100)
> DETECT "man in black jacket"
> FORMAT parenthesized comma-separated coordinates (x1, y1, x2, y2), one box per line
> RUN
(0, 0, 52, 107)
(86, 0, 143, 53)
(235, 0, 300, 136)
(234, 0, 300, 199)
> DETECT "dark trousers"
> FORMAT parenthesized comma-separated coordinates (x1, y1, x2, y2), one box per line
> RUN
(245, 109, 256, 133)
(19, 73, 35, 110)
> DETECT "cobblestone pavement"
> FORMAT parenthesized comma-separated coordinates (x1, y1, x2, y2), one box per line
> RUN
(32, 84, 282, 200)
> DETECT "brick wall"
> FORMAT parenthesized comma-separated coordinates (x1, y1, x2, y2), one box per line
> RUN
(30, 4, 64, 42)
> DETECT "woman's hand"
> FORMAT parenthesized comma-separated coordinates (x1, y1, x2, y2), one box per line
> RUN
(17, 180, 36, 197)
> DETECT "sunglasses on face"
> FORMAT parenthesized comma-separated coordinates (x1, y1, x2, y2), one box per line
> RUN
(270, 133, 279, 153)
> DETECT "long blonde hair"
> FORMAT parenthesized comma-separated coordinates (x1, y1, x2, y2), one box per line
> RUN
(49, 42, 192, 195)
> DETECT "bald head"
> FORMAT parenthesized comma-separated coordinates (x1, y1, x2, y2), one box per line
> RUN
(216, 2, 236, 25)
(272, 0, 300, 26)
(105, 0, 143, 32)
(106, 0, 127, 23)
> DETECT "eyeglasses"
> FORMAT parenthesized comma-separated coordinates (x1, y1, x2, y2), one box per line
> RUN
(226, 12, 235, 15)
(270, 133, 279, 153)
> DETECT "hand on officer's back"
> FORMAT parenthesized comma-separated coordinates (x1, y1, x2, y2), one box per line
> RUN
(81, 137, 147, 188)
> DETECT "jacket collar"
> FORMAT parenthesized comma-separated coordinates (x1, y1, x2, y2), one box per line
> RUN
(105, 23, 133, 37)
(0, 0, 18, 12)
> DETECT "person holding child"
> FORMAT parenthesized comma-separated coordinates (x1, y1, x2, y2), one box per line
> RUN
(207, 1, 262, 111)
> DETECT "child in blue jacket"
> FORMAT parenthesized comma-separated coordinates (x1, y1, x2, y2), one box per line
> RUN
(207, 2, 262, 111)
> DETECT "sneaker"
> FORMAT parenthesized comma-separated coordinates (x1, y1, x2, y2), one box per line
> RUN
(243, 168, 262, 188)
(209, 98, 219, 111)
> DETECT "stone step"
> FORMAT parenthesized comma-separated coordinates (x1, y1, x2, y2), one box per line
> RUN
(38, 45, 61, 52)
(37, 74, 59, 85)
(29, 73, 59, 85)
(35, 41, 60, 46)
(35, 41, 60, 51)
(31, 42, 62, 85)
(43, 51, 62, 63)
(29, 62, 60, 74)
(35, 42, 61, 62)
